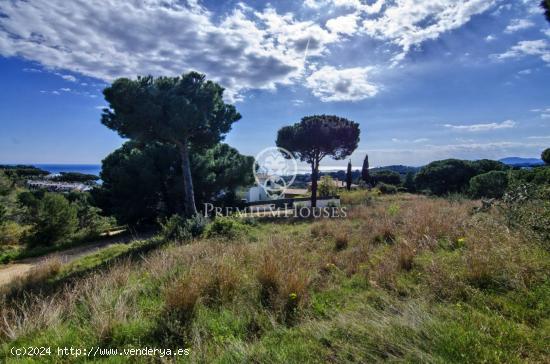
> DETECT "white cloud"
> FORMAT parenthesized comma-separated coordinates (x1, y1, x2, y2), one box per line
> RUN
(518, 69, 532, 75)
(444, 120, 516, 132)
(527, 135, 550, 139)
(504, 18, 534, 33)
(326, 13, 358, 35)
(361, 0, 496, 62)
(59, 74, 77, 82)
(306, 66, 378, 102)
(304, 0, 384, 13)
(391, 137, 429, 143)
(0, 1, 347, 102)
(492, 40, 550, 64)
(413, 138, 430, 143)
(485, 35, 496, 42)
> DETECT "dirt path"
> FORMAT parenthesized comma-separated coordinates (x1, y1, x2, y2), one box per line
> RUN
(0, 231, 145, 287)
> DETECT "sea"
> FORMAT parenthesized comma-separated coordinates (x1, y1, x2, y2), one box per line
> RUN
(33, 164, 102, 176)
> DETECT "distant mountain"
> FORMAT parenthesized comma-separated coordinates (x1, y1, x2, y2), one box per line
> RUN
(499, 157, 544, 167)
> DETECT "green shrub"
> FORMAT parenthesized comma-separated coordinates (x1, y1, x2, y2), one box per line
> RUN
(28, 193, 78, 246)
(502, 183, 550, 247)
(67, 192, 113, 239)
(370, 170, 402, 186)
(204, 217, 248, 239)
(0, 221, 25, 245)
(469, 171, 509, 199)
(0, 171, 11, 196)
(542, 148, 550, 165)
(510, 166, 550, 186)
(318, 176, 339, 197)
(160, 214, 207, 242)
(377, 182, 397, 194)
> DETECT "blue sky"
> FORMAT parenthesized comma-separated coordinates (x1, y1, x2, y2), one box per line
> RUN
(0, 0, 549, 169)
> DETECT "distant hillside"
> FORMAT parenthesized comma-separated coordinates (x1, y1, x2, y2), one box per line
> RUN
(370, 165, 421, 175)
(499, 157, 544, 167)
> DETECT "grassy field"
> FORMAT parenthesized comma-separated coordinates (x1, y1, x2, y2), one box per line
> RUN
(0, 193, 549, 363)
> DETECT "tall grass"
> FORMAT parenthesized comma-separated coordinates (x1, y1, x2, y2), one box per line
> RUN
(0, 194, 548, 362)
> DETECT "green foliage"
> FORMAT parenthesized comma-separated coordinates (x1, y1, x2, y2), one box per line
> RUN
(101, 72, 241, 215)
(0, 203, 6, 225)
(370, 170, 402, 186)
(204, 217, 249, 238)
(160, 214, 207, 242)
(361, 154, 370, 184)
(0, 221, 25, 246)
(469, 171, 509, 199)
(542, 0, 550, 23)
(470, 159, 509, 174)
(403, 171, 416, 192)
(67, 192, 113, 239)
(541, 147, 550, 165)
(376, 182, 398, 194)
(94, 141, 253, 226)
(318, 176, 339, 197)
(503, 183, 550, 246)
(415, 159, 508, 196)
(509, 166, 550, 185)
(27, 193, 78, 246)
(0, 165, 48, 181)
(51, 172, 99, 183)
(0, 170, 12, 196)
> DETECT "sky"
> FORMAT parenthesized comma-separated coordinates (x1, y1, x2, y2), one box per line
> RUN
(0, 0, 549, 169)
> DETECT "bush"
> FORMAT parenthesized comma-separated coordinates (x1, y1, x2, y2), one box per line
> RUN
(542, 148, 550, 165)
(415, 159, 508, 196)
(469, 171, 509, 199)
(67, 192, 112, 239)
(377, 182, 398, 194)
(370, 170, 402, 186)
(28, 193, 78, 246)
(0, 221, 25, 246)
(510, 166, 550, 186)
(502, 183, 550, 246)
(318, 175, 339, 197)
(204, 216, 249, 239)
(160, 214, 207, 242)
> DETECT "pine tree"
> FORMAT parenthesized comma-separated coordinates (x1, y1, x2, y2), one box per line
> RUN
(346, 160, 352, 191)
(361, 154, 370, 185)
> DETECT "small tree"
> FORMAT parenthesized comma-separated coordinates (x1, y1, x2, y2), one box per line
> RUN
(361, 154, 370, 185)
(101, 72, 240, 216)
(29, 193, 78, 246)
(276, 115, 360, 207)
(318, 176, 339, 197)
(404, 172, 416, 192)
(542, 148, 550, 165)
(346, 160, 352, 191)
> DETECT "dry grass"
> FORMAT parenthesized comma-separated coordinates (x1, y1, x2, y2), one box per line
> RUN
(0, 193, 548, 363)
(0, 257, 62, 297)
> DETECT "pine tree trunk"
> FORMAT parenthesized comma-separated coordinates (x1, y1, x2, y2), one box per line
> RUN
(176, 140, 198, 216)
(311, 161, 318, 208)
